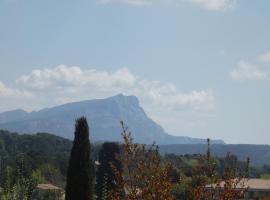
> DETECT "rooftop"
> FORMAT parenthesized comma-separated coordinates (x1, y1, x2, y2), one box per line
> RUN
(37, 183, 63, 191)
(206, 179, 270, 191)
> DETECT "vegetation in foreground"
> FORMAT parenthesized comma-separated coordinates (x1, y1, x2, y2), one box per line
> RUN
(65, 117, 94, 200)
(0, 118, 270, 199)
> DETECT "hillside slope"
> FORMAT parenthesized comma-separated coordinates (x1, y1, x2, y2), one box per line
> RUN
(159, 144, 270, 165)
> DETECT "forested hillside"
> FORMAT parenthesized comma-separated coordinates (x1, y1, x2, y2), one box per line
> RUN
(1, 129, 270, 199)
(159, 143, 270, 165)
(0, 130, 72, 187)
(0, 130, 72, 155)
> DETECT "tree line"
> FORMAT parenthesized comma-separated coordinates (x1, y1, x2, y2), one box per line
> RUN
(0, 117, 269, 199)
(65, 118, 251, 200)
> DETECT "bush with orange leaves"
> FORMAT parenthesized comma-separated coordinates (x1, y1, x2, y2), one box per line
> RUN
(108, 122, 251, 200)
(187, 138, 250, 200)
(109, 121, 175, 200)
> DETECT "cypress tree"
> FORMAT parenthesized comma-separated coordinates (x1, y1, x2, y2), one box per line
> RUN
(96, 142, 122, 200)
(65, 117, 94, 200)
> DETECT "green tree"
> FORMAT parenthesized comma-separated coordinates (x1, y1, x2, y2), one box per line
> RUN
(96, 142, 122, 200)
(65, 117, 94, 200)
(0, 165, 37, 200)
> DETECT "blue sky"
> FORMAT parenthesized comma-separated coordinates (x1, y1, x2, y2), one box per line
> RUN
(0, 0, 270, 144)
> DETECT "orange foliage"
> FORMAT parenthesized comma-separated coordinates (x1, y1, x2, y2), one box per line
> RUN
(109, 121, 175, 200)
(187, 139, 250, 200)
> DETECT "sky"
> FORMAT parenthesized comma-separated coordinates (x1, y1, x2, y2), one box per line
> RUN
(0, 0, 270, 144)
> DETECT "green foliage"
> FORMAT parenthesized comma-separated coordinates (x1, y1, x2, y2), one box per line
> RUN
(260, 173, 270, 179)
(0, 130, 72, 187)
(0, 162, 37, 200)
(101, 175, 108, 200)
(0, 129, 104, 190)
(37, 190, 62, 200)
(159, 143, 270, 165)
(171, 176, 191, 200)
(2, 124, 270, 199)
(37, 164, 63, 185)
(31, 169, 46, 184)
(65, 117, 95, 200)
(0, 130, 72, 157)
(96, 142, 122, 200)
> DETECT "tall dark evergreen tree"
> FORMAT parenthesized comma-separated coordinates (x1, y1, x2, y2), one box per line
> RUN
(96, 142, 122, 200)
(65, 117, 94, 200)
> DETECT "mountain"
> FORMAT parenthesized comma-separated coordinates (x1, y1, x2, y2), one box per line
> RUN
(0, 109, 29, 124)
(0, 94, 224, 144)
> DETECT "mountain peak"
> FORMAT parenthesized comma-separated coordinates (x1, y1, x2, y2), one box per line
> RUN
(0, 109, 28, 124)
(109, 94, 140, 106)
(1, 109, 27, 114)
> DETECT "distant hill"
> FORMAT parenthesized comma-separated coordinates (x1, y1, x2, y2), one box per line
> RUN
(0, 129, 269, 165)
(0, 129, 72, 157)
(159, 144, 270, 165)
(0, 94, 224, 145)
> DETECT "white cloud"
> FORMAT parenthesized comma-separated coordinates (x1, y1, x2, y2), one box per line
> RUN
(136, 80, 215, 111)
(230, 61, 268, 81)
(0, 81, 33, 111)
(98, 0, 238, 11)
(14, 65, 214, 112)
(0, 65, 216, 136)
(16, 65, 136, 90)
(258, 52, 270, 63)
(0, 81, 32, 99)
(98, 0, 152, 6)
(187, 0, 237, 11)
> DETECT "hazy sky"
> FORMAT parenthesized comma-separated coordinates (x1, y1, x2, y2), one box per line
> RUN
(0, 0, 270, 144)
